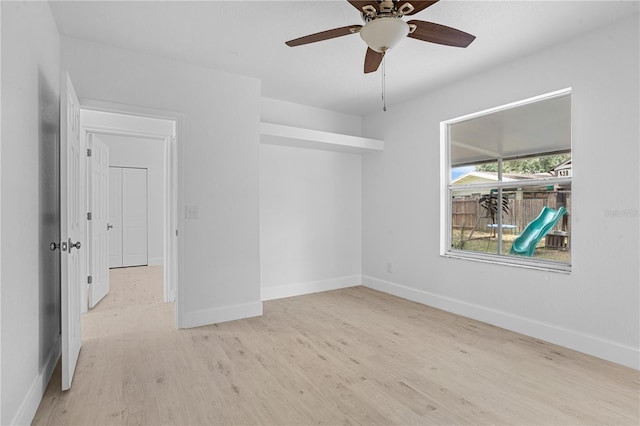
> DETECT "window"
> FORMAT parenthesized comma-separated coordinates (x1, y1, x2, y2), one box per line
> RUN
(441, 89, 571, 271)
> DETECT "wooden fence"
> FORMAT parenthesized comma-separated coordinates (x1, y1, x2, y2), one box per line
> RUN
(452, 192, 571, 235)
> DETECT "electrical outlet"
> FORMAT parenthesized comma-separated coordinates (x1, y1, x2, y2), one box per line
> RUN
(386, 262, 393, 274)
(185, 205, 199, 219)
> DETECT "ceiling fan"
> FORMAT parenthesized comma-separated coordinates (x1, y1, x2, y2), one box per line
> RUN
(285, 0, 476, 74)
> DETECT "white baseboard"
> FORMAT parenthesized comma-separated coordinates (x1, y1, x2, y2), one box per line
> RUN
(362, 275, 639, 370)
(148, 257, 164, 266)
(11, 335, 61, 426)
(180, 301, 263, 329)
(261, 275, 361, 301)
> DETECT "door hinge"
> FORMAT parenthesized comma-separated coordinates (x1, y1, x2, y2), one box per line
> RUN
(87, 148, 92, 157)
(87, 212, 92, 220)
(87, 276, 93, 284)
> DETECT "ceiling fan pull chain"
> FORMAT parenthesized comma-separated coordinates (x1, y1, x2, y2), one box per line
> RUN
(382, 57, 387, 112)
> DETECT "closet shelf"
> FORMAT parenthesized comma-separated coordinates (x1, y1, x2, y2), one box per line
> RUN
(260, 122, 384, 154)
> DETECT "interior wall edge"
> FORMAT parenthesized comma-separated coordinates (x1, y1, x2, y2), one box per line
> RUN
(179, 301, 263, 329)
(261, 275, 361, 301)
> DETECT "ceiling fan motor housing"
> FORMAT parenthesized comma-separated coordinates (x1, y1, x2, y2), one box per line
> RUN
(360, 17, 410, 53)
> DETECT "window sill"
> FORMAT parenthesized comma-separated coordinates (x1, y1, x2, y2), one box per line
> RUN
(443, 250, 571, 274)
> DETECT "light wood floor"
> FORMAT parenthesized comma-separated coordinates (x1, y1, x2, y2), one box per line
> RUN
(34, 267, 639, 425)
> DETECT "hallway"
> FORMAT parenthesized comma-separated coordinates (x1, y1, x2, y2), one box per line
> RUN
(34, 266, 174, 425)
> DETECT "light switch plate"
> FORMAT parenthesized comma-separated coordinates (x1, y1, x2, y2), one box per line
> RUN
(185, 205, 199, 219)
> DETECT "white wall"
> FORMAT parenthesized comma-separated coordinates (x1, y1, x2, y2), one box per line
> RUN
(99, 134, 165, 266)
(1, 2, 62, 424)
(0, 3, 3, 423)
(361, 15, 639, 369)
(260, 144, 362, 299)
(260, 99, 363, 300)
(261, 97, 362, 135)
(62, 36, 263, 328)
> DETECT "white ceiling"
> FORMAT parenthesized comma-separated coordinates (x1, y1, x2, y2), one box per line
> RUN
(49, 0, 639, 116)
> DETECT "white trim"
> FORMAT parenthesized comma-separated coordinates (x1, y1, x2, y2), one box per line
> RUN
(81, 100, 177, 131)
(362, 275, 639, 370)
(440, 121, 450, 257)
(181, 301, 263, 329)
(261, 275, 361, 301)
(445, 87, 572, 125)
(0, 2, 3, 417)
(11, 335, 61, 426)
(78, 123, 169, 140)
(79, 100, 182, 318)
(164, 134, 177, 305)
(148, 257, 164, 266)
(444, 251, 571, 274)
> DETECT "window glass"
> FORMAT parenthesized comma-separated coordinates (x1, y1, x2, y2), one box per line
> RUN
(444, 90, 571, 271)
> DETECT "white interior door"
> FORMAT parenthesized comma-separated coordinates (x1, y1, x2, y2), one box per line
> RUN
(123, 168, 148, 267)
(60, 73, 84, 391)
(108, 167, 123, 268)
(109, 167, 148, 268)
(88, 134, 110, 308)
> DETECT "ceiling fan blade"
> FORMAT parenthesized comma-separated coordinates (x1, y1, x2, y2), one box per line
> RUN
(364, 48, 385, 73)
(346, 1, 380, 13)
(286, 25, 362, 47)
(407, 20, 476, 47)
(396, 1, 439, 15)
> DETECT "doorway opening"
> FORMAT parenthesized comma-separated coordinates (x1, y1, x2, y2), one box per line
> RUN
(108, 166, 150, 269)
(80, 104, 179, 322)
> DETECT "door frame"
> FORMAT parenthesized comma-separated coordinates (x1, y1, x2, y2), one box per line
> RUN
(79, 100, 183, 326)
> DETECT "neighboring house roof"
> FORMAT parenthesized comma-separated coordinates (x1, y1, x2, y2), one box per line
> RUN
(552, 159, 572, 171)
(452, 171, 502, 185)
(551, 159, 572, 177)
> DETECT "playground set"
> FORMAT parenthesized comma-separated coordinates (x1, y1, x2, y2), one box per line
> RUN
(453, 193, 568, 257)
(509, 206, 567, 256)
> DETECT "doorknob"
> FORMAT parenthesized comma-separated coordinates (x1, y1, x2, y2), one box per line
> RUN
(107, 223, 113, 230)
(50, 242, 68, 251)
(68, 238, 81, 251)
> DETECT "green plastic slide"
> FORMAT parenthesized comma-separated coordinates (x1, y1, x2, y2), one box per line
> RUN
(509, 206, 567, 257)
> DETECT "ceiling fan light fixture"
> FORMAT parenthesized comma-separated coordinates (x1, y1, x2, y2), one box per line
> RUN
(359, 17, 409, 53)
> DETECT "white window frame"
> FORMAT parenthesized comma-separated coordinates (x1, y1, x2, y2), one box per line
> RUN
(440, 88, 572, 273)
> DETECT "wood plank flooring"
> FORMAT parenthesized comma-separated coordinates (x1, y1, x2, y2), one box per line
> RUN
(34, 266, 639, 425)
